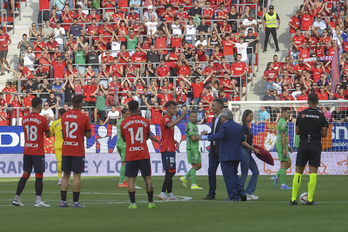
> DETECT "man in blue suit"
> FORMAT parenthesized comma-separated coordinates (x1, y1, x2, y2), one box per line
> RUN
(201, 99, 223, 200)
(201, 109, 247, 201)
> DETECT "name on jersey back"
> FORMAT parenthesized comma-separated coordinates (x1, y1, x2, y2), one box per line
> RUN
(23, 118, 42, 124)
(122, 119, 148, 129)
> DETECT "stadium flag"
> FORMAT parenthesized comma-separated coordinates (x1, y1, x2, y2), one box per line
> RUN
(330, 43, 341, 94)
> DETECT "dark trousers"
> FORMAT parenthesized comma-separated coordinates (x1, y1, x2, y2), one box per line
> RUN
(208, 147, 220, 197)
(264, 27, 279, 50)
(221, 161, 245, 200)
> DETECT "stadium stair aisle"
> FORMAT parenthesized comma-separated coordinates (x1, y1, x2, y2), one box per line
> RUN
(247, 0, 303, 101)
(0, 0, 39, 90)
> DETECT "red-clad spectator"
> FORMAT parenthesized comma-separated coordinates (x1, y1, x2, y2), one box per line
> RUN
(205, 106, 215, 124)
(295, 42, 311, 59)
(293, 58, 306, 75)
(216, 57, 231, 77)
(300, 7, 313, 32)
(159, 78, 173, 92)
(75, 6, 87, 27)
(262, 62, 276, 90)
(176, 80, 189, 104)
(108, 76, 118, 96)
(111, 6, 125, 27)
(215, 3, 229, 26)
(2, 82, 17, 104)
(317, 86, 330, 100)
(0, 93, 8, 108)
(125, 59, 138, 82)
(23, 91, 35, 115)
(291, 28, 307, 46)
(202, 1, 214, 24)
(156, 87, 174, 105)
(52, 56, 66, 78)
(131, 46, 146, 68)
(210, 45, 223, 62)
(203, 60, 217, 77)
(134, 77, 146, 95)
(118, 0, 129, 12)
(170, 27, 187, 49)
(127, 7, 140, 22)
(201, 86, 214, 111)
(177, 58, 191, 77)
(122, 91, 134, 107)
(9, 95, 24, 126)
(161, 5, 175, 23)
(82, 78, 97, 106)
(195, 44, 208, 62)
(289, 10, 301, 36)
(222, 33, 235, 62)
(280, 69, 294, 89)
(18, 63, 34, 79)
(142, 95, 163, 124)
(116, 20, 128, 45)
(46, 36, 59, 54)
(86, 18, 99, 38)
(182, 75, 210, 106)
(177, 5, 189, 21)
(61, 4, 74, 31)
(118, 44, 130, 68)
(99, 18, 114, 43)
(313, 41, 325, 57)
(305, 62, 325, 83)
(131, 17, 146, 35)
(333, 86, 348, 100)
(102, 0, 116, 20)
(154, 30, 168, 56)
(231, 54, 248, 90)
(65, 34, 77, 52)
(296, 88, 308, 100)
(109, 57, 124, 78)
(120, 78, 132, 97)
(280, 56, 294, 74)
(49, 7, 59, 29)
(156, 59, 170, 79)
(64, 63, 78, 80)
(95, 34, 108, 51)
(219, 72, 235, 97)
(0, 104, 6, 125)
(280, 88, 295, 100)
(101, 50, 114, 67)
(87, 8, 100, 23)
(33, 35, 45, 58)
(272, 54, 283, 76)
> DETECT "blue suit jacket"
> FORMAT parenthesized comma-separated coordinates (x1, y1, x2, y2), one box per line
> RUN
(207, 120, 246, 162)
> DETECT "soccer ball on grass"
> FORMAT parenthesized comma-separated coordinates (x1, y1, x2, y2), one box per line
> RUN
(299, 192, 308, 205)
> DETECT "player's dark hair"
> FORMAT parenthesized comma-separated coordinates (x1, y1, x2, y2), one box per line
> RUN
(72, 95, 83, 108)
(213, 98, 224, 108)
(164, 100, 177, 108)
(128, 100, 139, 112)
(31, 97, 42, 109)
(308, 93, 319, 104)
(59, 108, 67, 116)
(121, 107, 129, 115)
(190, 110, 197, 115)
(282, 107, 291, 113)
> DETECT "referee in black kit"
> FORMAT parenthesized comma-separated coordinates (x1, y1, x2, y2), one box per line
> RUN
(289, 93, 328, 205)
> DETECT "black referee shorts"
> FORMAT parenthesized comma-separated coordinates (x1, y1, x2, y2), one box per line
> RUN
(296, 142, 322, 168)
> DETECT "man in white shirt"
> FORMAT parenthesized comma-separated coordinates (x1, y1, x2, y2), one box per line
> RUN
(40, 102, 54, 125)
(312, 16, 326, 36)
(239, 14, 257, 35)
(144, 5, 158, 22)
(53, 22, 65, 51)
(21, 46, 35, 71)
(195, 34, 207, 48)
(144, 15, 158, 36)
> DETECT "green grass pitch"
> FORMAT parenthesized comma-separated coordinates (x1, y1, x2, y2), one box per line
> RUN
(1, 175, 347, 232)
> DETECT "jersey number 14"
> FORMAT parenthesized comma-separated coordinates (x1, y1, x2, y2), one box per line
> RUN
(128, 127, 144, 144)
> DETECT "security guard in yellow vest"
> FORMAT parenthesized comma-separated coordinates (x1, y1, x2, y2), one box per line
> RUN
(262, 5, 281, 52)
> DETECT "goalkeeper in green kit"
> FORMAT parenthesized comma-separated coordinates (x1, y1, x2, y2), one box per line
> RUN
(116, 107, 141, 189)
(180, 111, 203, 190)
(271, 107, 293, 189)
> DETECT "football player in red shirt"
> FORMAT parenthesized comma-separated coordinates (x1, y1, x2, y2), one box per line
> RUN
(158, 101, 187, 201)
(60, 95, 92, 208)
(121, 100, 159, 209)
(12, 97, 51, 207)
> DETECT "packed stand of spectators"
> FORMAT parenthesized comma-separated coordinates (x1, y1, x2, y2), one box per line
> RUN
(0, 0, 267, 125)
(260, 0, 348, 123)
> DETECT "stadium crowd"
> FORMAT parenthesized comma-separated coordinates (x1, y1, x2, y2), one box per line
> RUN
(0, 0, 348, 126)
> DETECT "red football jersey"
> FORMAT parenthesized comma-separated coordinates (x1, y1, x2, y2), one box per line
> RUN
(121, 115, 150, 161)
(61, 109, 91, 157)
(159, 114, 175, 152)
(22, 112, 49, 156)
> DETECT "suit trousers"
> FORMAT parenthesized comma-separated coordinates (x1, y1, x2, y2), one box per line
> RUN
(221, 160, 245, 200)
(208, 150, 220, 197)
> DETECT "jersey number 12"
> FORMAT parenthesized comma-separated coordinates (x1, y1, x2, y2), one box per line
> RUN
(64, 122, 78, 139)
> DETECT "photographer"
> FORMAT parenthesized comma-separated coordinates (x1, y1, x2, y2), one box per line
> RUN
(62, 76, 75, 106)
(38, 77, 52, 103)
